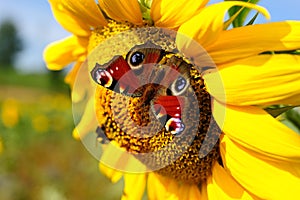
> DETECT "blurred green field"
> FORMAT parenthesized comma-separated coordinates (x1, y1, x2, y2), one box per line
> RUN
(0, 68, 123, 200)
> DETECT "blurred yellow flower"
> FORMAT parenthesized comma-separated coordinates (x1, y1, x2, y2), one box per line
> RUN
(0, 137, 3, 154)
(44, 0, 300, 199)
(32, 115, 49, 133)
(1, 98, 19, 128)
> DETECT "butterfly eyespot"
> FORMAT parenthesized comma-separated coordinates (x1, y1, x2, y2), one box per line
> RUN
(170, 76, 189, 96)
(165, 118, 185, 136)
(93, 69, 113, 88)
(128, 51, 145, 69)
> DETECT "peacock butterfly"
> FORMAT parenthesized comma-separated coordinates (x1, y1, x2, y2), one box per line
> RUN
(91, 41, 190, 136)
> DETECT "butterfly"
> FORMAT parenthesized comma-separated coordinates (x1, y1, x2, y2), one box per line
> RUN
(91, 41, 191, 136)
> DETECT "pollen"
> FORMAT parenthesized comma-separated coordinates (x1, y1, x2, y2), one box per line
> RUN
(88, 20, 177, 56)
(88, 20, 141, 53)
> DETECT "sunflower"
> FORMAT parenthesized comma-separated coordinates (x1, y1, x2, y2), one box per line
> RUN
(44, 0, 300, 199)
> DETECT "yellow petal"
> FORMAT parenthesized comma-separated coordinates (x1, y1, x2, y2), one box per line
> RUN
(69, 59, 92, 104)
(199, 183, 208, 200)
(177, 1, 270, 48)
(122, 173, 147, 200)
(220, 135, 300, 199)
(207, 21, 300, 65)
(206, 163, 258, 199)
(48, 0, 107, 36)
(100, 141, 147, 173)
(147, 174, 203, 200)
(151, 0, 208, 29)
(72, 98, 97, 140)
(65, 61, 82, 88)
(213, 100, 300, 163)
(99, 0, 143, 25)
(99, 162, 123, 183)
(187, 185, 202, 200)
(43, 36, 88, 70)
(178, 183, 203, 200)
(147, 173, 180, 200)
(204, 54, 300, 106)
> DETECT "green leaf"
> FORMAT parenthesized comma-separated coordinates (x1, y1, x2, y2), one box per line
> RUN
(224, 5, 245, 29)
(280, 118, 300, 134)
(260, 49, 300, 55)
(291, 50, 300, 55)
(286, 107, 300, 131)
(265, 106, 297, 118)
(245, 12, 259, 26)
(138, 0, 153, 22)
(139, 0, 152, 9)
(225, 0, 260, 27)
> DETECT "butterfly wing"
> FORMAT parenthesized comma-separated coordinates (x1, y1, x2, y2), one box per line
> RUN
(91, 42, 166, 96)
(91, 55, 140, 94)
(150, 55, 191, 136)
(91, 43, 190, 136)
(152, 95, 185, 135)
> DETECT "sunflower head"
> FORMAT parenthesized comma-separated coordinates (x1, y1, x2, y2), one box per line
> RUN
(72, 27, 224, 183)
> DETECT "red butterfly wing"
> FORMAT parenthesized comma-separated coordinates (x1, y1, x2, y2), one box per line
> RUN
(153, 95, 185, 135)
(91, 55, 140, 94)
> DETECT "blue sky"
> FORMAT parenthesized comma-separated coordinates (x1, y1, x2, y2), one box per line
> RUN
(0, 0, 299, 73)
